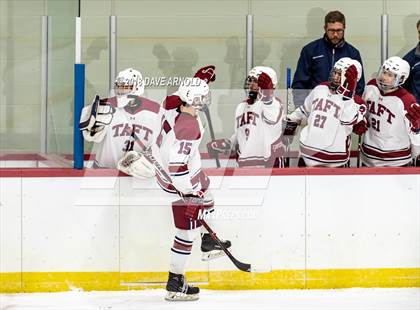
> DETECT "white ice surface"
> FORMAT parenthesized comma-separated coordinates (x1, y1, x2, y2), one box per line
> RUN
(1, 288, 419, 310)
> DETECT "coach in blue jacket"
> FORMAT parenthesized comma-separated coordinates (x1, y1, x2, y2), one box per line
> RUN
(403, 20, 420, 103)
(292, 11, 365, 107)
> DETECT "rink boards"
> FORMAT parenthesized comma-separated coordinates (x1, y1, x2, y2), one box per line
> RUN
(1, 167, 419, 292)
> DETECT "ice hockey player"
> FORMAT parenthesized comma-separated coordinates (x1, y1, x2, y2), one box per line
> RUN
(79, 68, 161, 174)
(206, 66, 285, 167)
(284, 57, 367, 167)
(356, 56, 420, 167)
(152, 65, 231, 301)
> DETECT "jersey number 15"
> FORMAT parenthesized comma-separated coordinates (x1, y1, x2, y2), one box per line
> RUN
(178, 141, 192, 155)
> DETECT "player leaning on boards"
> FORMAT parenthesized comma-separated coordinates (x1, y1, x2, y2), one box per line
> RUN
(355, 56, 420, 167)
(79, 68, 161, 171)
(207, 66, 286, 167)
(284, 57, 367, 167)
(148, 66, 231, 301)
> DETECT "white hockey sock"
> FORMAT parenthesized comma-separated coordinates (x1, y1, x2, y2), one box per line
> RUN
(169, 228, 200, 275)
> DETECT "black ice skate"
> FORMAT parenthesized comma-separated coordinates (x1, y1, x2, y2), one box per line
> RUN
(201, 233, 232, 261)
(165, 272, 199, 301)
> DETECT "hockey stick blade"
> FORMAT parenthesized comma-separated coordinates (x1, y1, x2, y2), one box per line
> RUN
(200, 219, 251, 273)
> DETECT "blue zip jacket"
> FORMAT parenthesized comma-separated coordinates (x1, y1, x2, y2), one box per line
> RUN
(403, 43, 420, 103)
(292, 35, 365, 107)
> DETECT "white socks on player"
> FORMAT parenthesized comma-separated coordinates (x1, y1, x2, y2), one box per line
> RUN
(169, 228, 200, 275)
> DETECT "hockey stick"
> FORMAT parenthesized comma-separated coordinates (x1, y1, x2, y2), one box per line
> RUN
(284, 68, 292, 167)
(78, 95, 100, 130)
(130, 133, 252, 272)
(203, 106, 221, 168)
(199, 220, 251, 272)
(356, 135, 362, 167)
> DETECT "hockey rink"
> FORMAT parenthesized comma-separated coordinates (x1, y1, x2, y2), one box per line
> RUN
(1, 288, 419, 310)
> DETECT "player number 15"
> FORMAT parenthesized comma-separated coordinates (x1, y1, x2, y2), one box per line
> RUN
(178, 141, 192, 155)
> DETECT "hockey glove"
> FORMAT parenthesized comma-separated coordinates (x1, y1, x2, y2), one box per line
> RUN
(337, 64, 358, 98)
(257, 72, 274, 103)
(171, 195, 203, 230)
(79, 95, 115, 143)
(282, 118, 299, 136)
(172, 191, 214, 229)
(184, 191, 214, 219)
(185, 203, 204, 220)
(117, 151, 155, 179)
(79, 95, 115, 132)
(194, 65, 216, 84)
(281, 119, 298, 147)
(207, 138, 232, 157)
(353, 119, 368, 136)
(406, 103, 420, 129)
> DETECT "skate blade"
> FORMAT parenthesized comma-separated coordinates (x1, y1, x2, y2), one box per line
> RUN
(201, 250, 226, 261)
(165, 291, 199, 301)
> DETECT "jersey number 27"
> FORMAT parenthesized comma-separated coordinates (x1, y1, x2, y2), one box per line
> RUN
(313, 114, 327, 128)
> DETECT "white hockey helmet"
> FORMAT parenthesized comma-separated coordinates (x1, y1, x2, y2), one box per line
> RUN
(246, 66, 278, 89)
(114, 68, 144, 108)
(177, 77, 210, 111)
(376, 56, 410, 91)
(329, 57, 362, 91)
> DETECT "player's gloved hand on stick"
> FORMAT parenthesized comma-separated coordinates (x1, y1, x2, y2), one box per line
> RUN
(172, 196, 203, 221)
(337, 64, 358, 98)
(185, 203, 204, 220)
(181, 192, 202, 220)
(194, 65, 216, 84)
(79, 94, 115, 132)
(172, 190, 214, 229)
(282, 118, 298, 136)
(281, 118, 299, 146)
(182, 190, 214, 220)
(206, 138, 232, 157)
(79, 95, 115, 143)
(257, 72, 274, 103)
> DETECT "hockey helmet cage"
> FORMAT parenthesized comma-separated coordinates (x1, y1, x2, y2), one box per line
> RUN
(114, 68, 144, 108)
